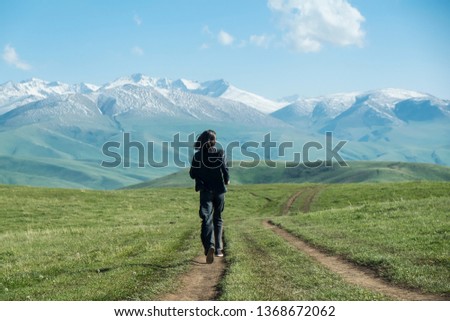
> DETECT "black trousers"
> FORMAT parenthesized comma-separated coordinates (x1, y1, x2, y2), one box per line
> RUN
(199, 190, 225, 255)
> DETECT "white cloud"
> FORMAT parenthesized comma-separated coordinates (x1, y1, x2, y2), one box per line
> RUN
(131, 46, 144, 56)
(2, 44, 32, 70)
(133, 14, 142, 26)
(268, 0, 365, 52)
(218, 30, 234, 46)
(249, 34, 272, 48)
(200, 43, 210, 50)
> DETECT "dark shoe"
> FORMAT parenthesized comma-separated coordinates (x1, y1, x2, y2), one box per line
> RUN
(216, 249, 224, 257)
(206, 247, 214, 264)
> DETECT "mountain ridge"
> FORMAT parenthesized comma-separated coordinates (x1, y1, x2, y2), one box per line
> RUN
(0, 74, 449, 189)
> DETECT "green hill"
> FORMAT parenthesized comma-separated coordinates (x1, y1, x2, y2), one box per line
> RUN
(123, 161, 450, 189)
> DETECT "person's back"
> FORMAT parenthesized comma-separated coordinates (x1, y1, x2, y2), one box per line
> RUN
(190, 147, 229, 194)
(189, 130, 229, 264)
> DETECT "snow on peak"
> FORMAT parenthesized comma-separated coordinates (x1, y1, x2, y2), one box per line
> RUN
(358, 88, 429, 109)
(370, 88, 428, 100)
(171, 79, 282, 113)
(282, 92, 361, 119)
(4, 74, 444, 122)
(196, 79, 230, 97)
(173, 78, 202, 91)
(130, 73, 145, 82)
(103, 74, 177, 92)
(78, 74, 283, 113)
(219, 85, 284, 114)
(20, 78, 47, 85)
(0, 78, 75, 115)
(103, 74, 155, 89)
(73, 82, 100, 94)
(281, 88, 432, 118)
(1, 78, 73, 98)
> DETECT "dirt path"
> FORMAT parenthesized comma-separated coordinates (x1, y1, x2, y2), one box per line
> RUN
(268, 187, 445, 301)
(160, 187, 444, 301)
(282, 190, 305, 215)
(159, 254, 225, 301)
(157, 188, 310, 301)
(264, 221, 443, 300)
(299, 186, 322, 213)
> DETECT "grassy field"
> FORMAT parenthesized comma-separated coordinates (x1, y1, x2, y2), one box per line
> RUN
(0, 186, 201, 300)
(1, 181, 449, 300)
(272, 182, 450, 295)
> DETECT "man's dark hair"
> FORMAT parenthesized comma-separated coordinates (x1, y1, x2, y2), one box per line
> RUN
(195, 129, 217, 151)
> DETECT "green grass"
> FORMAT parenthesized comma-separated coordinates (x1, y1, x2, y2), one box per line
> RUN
(1, 181, 449, 300)
(219, 217, 387, 300)
(0, 186, 201, 300)
(309, 181, 450, 212)
(272, 183, 450, 295)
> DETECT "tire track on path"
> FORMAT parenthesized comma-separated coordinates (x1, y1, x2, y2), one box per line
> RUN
(282, 186, 322, 215)
(266, 188, 445, 301)
(282, 190, 305, 215)
(299, 186, 322, 213)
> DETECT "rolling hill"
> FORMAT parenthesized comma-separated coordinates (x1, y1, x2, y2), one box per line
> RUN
(123, 161, 450, 189)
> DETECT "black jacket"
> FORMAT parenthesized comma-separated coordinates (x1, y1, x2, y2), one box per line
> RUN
(189, 148, 229, 194)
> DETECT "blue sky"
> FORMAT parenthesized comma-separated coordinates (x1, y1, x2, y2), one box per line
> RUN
(1, 0, 449, 99)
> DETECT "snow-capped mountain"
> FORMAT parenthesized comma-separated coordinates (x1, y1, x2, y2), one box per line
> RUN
(98, 74, 283, 114)
(0, 94, 107, 128)
(0, 78, 99, 115)
(101, 73, 169, 90)
(95, 81, 281, 125)
(0, 74, 449, 189)
(177, 78, 283, 113)
(272, 88, 449, 129)
(0, 74, 286, 125)
(0, 74, 292, 189)
(272, 92, 360, 127)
